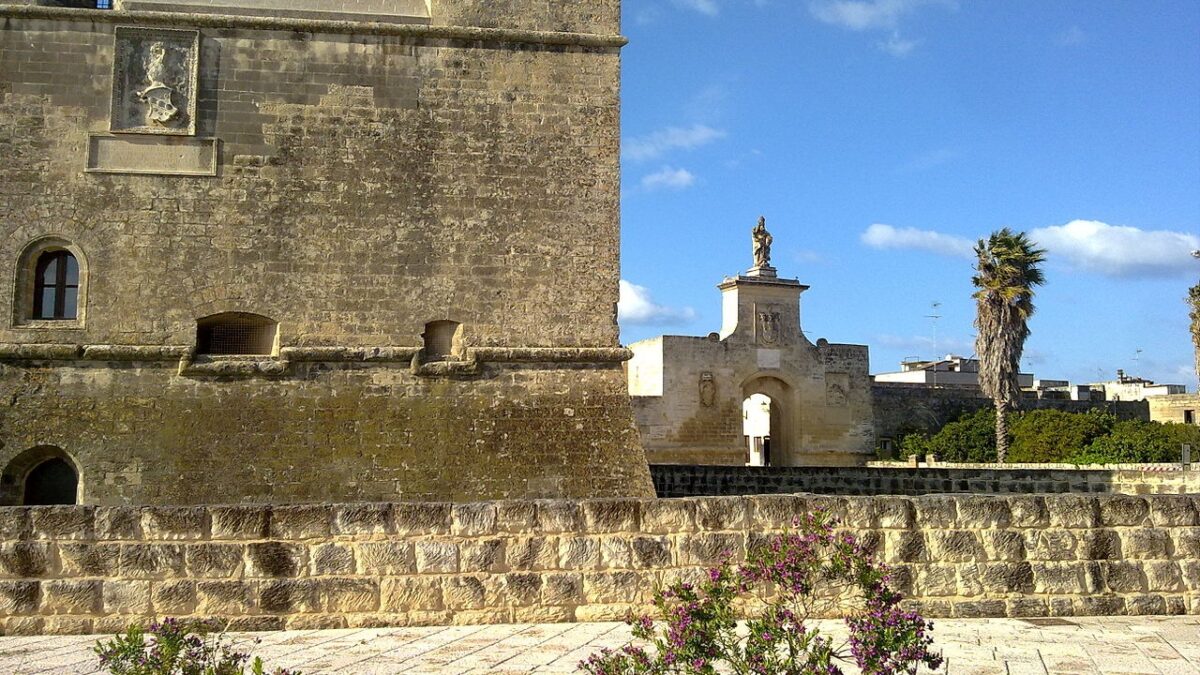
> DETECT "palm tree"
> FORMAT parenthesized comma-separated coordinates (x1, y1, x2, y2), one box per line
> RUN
(973, 229, 1046, 462)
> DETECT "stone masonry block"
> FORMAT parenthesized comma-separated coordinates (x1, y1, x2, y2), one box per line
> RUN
(535, 500, 582, 534)
(95, 507, 141, 540)
(30, 506, 95, 540)
(500, 573, 543, 607)
(1181, 561, 1200, 591)
(630, 536, 672, 569)
(393, 503, 452, 536)
(683, 532, 746, 566)
(494, 501, 536, 533)
(320, 578, 379, 613)
(1172, 527, 1200, 558)
(1121, 528, 1170, 560)
(226, 616, 287, 632)
(955, 497, 1011, 529)
(0, 542, 54, 577)
(460, 538, 506, 573)
(583, 571, 647, 604)
(1079, 529, 1122, 561)
(0, 509, 32, 540)
(451, 503, 498, 537)
(197, 580, 254, 615)
(352, 540, 415, 571)
(541, 572, 584, 606)
(1076, 595, 1126, 616)
(258, 579, 322, 614)
(245, 542, 306, 578)
(1031, 562, 1085, 594)
(913, 496, 957, 529)
(151, 580, 197, 614)
(980, 530, 1026, 562)
(1024, 529, 1077, 561)
(119, 544, 186, 579)
(0, 580, 39, 614)
(1126, 594, 1168, 616)
(286, 615, 348, 631)
(269, 505, 333, 539)
(186, 543, 245, 578)
(581, 499, 639, 533)
(506, 536, 557, 571)
(558, 536, 600, 570)
(1097, 496, 1150, 527)
(210, 506, 269, 540)
(694, 496, 747, 531)
(928, 530, 984, 563)
(951, 599, 1007, 618)
(1144, 561, 1184, 592)
(141, 507, 207, 540)
(874, 497, 915, 529)
(980, 562, 1034, 594)
(1007, 496, 1049, 528)
(43, 617, 94, 635)
(443, 576, 487, 610)
(826, 497, 872, 528)
(641, 498, 696, 534)
(333, 504, 395, 536)
(747, 494, 806, 528)
(59, 543, 120, 576)
(598, 535, 631, 569)
(956, 563, 984, 597)
(381, 577, 444, 611)
(1148, 496, 1198, 527)
(1101, 561, 1146, 593)
(1045, 495, 1098, 529)
(414, 540, 458, 574)
(883, 531, 927, 564)
(2, 617, 45, 636)
(102, 580, 151, 615)
(311, 543, 357, 575)
(41, 579, 101, 614)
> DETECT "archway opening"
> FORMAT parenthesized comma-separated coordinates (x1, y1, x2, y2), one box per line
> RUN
(743, 393, 773, 466)
(24, 458, 78, 505)
(741, 375, 792, 466)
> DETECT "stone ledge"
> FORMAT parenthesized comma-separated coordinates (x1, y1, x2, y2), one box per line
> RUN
(0, 4, 629, 48)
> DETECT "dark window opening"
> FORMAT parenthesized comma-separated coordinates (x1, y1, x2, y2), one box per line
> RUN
(33, 250, 79, 320)
(24, 458, 78, 506)
(422, 320, 461, 361)
(196, 312, 277, 355)
(1186, 410, 1195, 425)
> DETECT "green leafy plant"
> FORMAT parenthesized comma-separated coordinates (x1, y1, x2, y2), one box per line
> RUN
(923, 408, 996, 463)
(1069, 420, 1200, 465)
(1008, 409, 1115, 463)
(95, 618, 300, 675)
(579, 509, 941, 675)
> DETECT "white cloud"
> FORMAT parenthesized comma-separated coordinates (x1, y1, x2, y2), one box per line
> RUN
(1029, 220, 1200, 278)
(619, 280, 698, 325)
(640, 166, 696, 191)
(809, 0, 953, 31)
(878, 32, 919, 56)
(861, 223, 974, 258)
(623, 124, 727, 162)
(672, 0, 719, 15)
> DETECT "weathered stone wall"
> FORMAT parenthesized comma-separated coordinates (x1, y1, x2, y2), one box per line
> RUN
(0, 4, 654, 503)
(0, 494, 1197, 635)
(871, 383, 1150, 446)
(1148, 394, 1200, 426)
(651, 464, 1200, 498)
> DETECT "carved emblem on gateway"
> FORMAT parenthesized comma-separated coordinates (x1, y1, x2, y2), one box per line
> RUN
(110, 27, 199, 135)
(758, 310, 781, 345)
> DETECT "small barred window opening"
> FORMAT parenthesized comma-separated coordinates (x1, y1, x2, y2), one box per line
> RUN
(196, 312, 277, 356)
(423, 320, 462, 361)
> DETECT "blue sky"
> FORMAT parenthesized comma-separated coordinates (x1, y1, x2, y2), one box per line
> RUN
(615, 0, 1200, 390)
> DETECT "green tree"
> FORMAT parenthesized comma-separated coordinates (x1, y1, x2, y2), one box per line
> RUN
(1070, 420, 1200, 465)
(972, 229, 1046, 462)
(925, 408, 996, 463)
(1008, 409, 1116, 463)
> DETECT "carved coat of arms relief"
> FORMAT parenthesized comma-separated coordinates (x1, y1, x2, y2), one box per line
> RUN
(110, 27, 199, 135)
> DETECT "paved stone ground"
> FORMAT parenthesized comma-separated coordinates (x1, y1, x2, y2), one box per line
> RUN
(2, 616, 1198, 674)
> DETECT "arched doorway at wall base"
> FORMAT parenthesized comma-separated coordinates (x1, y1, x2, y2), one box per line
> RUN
(741, 374, 793, 466)
(0, 446, 81, 506)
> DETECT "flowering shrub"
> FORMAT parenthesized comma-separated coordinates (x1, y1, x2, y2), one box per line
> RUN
(580, 509, 942, 675)
(95, 617, 301, 675)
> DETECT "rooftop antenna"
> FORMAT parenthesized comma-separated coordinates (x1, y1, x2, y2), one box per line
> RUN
(925, 301, 942, 387)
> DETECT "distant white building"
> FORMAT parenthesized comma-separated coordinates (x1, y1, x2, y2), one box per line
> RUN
(873, 355, 1035, 388)
(1089, 370, 1186, 402)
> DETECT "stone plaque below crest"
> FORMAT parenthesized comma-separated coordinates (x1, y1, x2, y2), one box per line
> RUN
(86, 135, 218, 176)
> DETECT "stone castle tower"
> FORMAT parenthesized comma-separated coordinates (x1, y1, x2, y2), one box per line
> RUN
(0, 0, 654, 504)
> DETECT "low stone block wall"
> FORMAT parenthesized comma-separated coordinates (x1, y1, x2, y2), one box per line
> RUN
(0, 495, 1197, 635)
(651, 464, 1200, 498)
